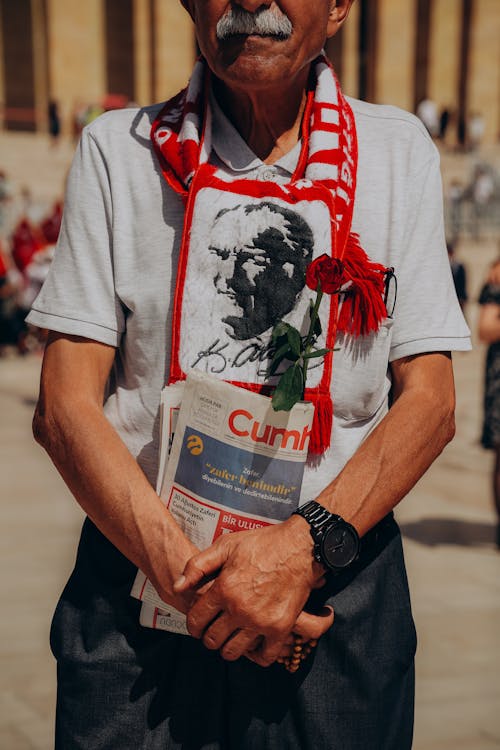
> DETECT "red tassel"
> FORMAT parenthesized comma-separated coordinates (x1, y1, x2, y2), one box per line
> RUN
(338, 233, 388, 337)
(308, 391, 333, 455)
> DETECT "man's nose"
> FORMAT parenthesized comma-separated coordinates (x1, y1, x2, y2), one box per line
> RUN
(234, 0, 274, 12)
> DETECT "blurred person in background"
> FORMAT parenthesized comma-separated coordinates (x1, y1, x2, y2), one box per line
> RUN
(447, 178, 464, 241)
(9, 206, 61, 352)
(471, 164, 495, 239)
(71, 100, 88, 143)
(84, 102, 104, 127)
(447, 242, 468, 312)
(11, 218, 44, 284)
(0, 242, 25, 355)
(468, 111, 485, 152)
(416, 97, 439, 138)
(438, 106, 451, 144)
(0, 170, 14, 233)
(48, 100, 62, 148)
(478, 259, 500, 548)
(40, 201, 63, 246)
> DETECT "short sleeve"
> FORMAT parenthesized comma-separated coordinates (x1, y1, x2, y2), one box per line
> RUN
(26, 128, 125, 346)
(479, 283, 500, 306)
(389, 149, 471, 361)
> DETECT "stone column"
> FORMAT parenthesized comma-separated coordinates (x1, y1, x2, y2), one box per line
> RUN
(428, 0, 461, 111)
(46, 0, 106, 133)
(341, 0, 360, 99)
(427, 0, 461, 146)
(375, 0, 416, 111)
(154, 0, 195, 101)
(0, 8, 5, 130)
(133, 0, 152, 105)
(468, 0, 500, 143)
(31, 0, 49, 132)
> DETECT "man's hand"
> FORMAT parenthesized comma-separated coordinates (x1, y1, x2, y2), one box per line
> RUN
(147, 523, 202, 615)
(174, 516, 326, 665)
(244, 605, 335, 668)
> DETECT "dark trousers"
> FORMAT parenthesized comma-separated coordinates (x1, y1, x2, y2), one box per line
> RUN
(51, 516, 416, 749)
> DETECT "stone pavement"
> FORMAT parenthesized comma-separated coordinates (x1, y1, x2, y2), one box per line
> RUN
(1, 130, 500, 749)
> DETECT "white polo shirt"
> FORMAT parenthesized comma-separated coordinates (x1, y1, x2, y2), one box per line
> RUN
(27, 93, 470, 499)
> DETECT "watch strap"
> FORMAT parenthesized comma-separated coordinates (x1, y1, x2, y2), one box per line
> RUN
(292, 500, 341, 563)
(294, 500, 341, 530)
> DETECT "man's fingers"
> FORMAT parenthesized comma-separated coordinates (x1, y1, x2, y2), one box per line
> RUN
(185, 591, 224, 638)
(201, 612, 244, 659)
(174, 542, 228, 592)
(245, 612, 334, 669)
(294, 606, 334, 640)
(257, 637, 285, 667)
(255, 611, 334, 667)
(200, 618, 264, 662)
(311, 576, 326, 590)
(220, 629, 261, 661)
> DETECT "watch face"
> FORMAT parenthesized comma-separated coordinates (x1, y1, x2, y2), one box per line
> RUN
(321, 522, 359, 570)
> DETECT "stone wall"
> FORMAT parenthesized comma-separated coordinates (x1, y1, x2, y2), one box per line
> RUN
(1, 0, 498, 143)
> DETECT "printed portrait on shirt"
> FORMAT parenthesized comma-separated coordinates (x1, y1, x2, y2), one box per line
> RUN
(210, 202, 314, 340)
(179, 188, 332, 386)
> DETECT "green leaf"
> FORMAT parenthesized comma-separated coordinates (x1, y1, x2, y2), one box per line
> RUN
(313, 315, 322, 337)
(303, 347, 331, 359)
(271, 321, 292, 342)
(286, 326, 302, 357)
(267, 341, 294, 377)
(308, 299, 322, 336)
(271, 365, 304, 412)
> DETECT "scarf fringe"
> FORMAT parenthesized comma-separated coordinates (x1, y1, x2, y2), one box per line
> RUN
(307, 391, 333, 455)
(338, 233, 388, 337)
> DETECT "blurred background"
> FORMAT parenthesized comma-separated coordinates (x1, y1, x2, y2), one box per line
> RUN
(0, 1, 499, 748)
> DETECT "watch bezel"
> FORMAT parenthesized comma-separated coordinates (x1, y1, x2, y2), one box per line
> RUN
(292, 501, 360, 573)
(320, 520, 360, 572)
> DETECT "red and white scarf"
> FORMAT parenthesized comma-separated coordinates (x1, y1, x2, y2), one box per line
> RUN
(152, 55, 388, 454)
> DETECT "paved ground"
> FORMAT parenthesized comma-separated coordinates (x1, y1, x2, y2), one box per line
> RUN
(1, 130, 500, 749)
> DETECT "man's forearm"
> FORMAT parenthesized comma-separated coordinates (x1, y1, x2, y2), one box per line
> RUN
(33, 384, 197, 610)
(478, 305, 500, 344)
(309, 352, 455, 536)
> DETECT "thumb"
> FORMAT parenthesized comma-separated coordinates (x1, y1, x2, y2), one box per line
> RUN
(173, 542, 228, 592)
(294, 605, 335, 640)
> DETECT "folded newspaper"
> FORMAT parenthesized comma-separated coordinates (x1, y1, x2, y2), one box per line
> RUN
(131, 370, 314, 634)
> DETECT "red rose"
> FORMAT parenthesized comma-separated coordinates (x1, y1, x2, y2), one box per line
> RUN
(305, 254, 345, 294)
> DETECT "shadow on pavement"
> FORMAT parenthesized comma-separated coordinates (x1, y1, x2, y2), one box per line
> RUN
(400, 518, 499, 548)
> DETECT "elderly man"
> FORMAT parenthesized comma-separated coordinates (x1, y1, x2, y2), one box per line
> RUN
(28, 1, 470, 748)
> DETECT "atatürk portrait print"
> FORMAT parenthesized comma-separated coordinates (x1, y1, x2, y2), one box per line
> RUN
(209, 201, 314, 340)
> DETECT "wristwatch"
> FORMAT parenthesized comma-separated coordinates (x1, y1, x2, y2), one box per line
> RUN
(293, 500, 360, 573)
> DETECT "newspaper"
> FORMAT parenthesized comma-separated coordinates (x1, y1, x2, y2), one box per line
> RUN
(132, 369, 314, 634)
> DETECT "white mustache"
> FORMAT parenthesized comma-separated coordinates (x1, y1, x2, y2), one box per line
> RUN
(216, 6, 293, 41)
